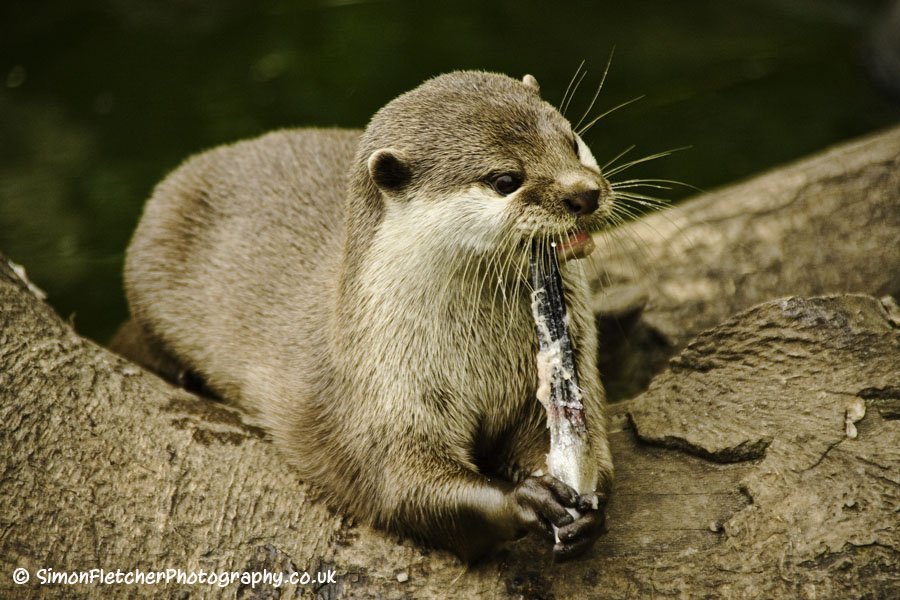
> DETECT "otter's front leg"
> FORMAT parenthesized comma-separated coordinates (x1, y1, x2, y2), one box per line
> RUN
(511, 474, 605, 561)
(379, 445, 584, 563)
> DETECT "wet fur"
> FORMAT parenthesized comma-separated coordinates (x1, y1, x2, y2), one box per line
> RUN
(114, 71, 614, 561)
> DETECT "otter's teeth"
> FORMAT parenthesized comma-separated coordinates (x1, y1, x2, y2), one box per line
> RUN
(556, 231, 596, 262)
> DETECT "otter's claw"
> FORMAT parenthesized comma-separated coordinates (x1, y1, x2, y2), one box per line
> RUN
(552, 493, 608, 562)
(511, 475, 579, 538)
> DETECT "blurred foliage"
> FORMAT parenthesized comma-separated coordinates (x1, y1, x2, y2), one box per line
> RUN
(1, 0, 898, 341)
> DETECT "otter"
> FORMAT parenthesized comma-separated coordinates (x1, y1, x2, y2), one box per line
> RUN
(113, 71, 615, 562)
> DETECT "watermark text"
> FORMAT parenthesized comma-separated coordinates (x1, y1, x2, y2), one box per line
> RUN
(11, 567, 337, 589)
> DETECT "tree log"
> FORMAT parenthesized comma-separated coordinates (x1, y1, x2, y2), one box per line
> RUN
(2, 125, 899, 599)
(593, 124, 900, 400)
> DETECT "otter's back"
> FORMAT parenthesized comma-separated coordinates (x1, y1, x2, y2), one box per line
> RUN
(124, 128, 360, 416)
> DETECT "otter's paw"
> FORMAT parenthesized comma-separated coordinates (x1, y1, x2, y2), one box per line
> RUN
(552, 491, 609, 562)
(509, 474, 579, 539)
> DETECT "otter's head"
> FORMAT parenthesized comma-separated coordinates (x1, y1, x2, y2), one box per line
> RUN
(351, 70, 613, 264)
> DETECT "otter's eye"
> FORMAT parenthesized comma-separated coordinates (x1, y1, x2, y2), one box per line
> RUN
(571, 135, 580, 157)
(489, 173, 523, 196)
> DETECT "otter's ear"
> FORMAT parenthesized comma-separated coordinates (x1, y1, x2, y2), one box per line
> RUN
(368, 148, 411, 193)
(522, 74, 541, 96)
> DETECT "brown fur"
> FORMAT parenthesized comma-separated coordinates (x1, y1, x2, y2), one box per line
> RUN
(114, 71, 614, 561)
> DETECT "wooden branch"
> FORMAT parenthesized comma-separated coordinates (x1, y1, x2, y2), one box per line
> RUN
(2, 125, 899, 598)
(592, 124, 900, 400)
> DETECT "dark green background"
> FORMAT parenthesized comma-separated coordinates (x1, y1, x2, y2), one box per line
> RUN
(2, 0, 898, 342)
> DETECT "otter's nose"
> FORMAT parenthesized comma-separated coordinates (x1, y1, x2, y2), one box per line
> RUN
(563, 189, 600, 216)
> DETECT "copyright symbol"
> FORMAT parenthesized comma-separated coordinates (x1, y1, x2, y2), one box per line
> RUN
(13, 568, 30, 584)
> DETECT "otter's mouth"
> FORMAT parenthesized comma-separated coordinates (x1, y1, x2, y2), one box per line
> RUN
(555, 229, 595, 263)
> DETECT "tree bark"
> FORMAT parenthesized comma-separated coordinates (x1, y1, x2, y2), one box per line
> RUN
(2, 125, 899, 599)
(593, 124, 900, 400)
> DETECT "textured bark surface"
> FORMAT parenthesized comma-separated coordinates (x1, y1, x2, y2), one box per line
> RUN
(2, 126, 899, 599)
(592, 124, 900, 400)
(0, 258, 343, 599)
